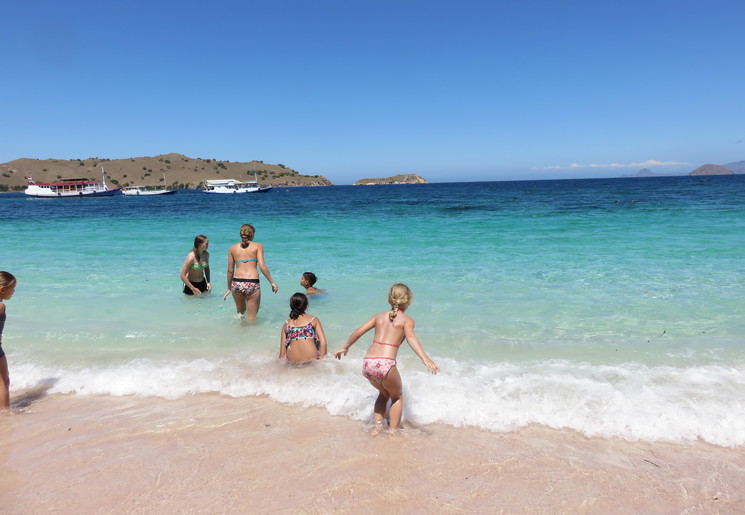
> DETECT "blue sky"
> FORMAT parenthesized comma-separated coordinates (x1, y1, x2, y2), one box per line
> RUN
(2, 0, 743, 184)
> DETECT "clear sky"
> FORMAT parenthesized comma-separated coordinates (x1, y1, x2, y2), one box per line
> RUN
(2, 0, 743, 184)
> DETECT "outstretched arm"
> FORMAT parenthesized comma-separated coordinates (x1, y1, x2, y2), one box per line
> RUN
(224, 248, 235, 301)
(334, 316, 376, 360)
(257, 244, 278, 293)
(404, 319, 439, 374)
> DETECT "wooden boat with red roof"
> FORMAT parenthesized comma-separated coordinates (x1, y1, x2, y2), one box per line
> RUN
(24, 168, 119, 198)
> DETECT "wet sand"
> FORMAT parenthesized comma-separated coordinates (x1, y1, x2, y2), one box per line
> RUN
(1, 389, 744, 514)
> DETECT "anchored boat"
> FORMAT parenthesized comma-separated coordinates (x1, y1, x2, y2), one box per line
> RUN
(25, 168, 119, 198)
(202, 175, 272, 194)
(122, 173, 176, 196)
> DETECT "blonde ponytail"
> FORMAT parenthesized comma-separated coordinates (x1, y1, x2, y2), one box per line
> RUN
(387, 283, 412, 321)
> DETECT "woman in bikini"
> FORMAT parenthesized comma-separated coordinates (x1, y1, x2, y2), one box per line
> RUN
(279, 293, 327, 363)
(334, 283, 439, 431)
(223, 224, 278, 320)
(1, 271, 17, 411)
(180, 234, 211, 295)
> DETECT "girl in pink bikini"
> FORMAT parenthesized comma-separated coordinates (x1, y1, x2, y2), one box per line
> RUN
(334, 283, 439, 430)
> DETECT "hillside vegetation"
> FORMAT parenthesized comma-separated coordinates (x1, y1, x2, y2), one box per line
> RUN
(0, 153, 333, 191)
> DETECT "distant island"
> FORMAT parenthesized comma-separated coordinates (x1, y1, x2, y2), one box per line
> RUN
(354, 174, 428, 185)
(0, 153, 333, 191)
(689, 164, 735, 175)
(624, 160, 744, 178)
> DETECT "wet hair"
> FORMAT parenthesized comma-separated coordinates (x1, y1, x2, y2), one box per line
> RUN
(388, 283, 413, 321)
(0, 271, 17, 289)
(302, 272, 317, 286)
(288, 292, 308, 320)
(193, 234, 208, 262)
(240, 224, 255, 248)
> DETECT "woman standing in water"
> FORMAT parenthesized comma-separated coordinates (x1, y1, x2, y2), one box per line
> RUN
(180, 234, 211, 295)
(223, 224, 278, 320)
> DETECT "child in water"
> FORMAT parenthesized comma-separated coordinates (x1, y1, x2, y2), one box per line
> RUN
(280, 293, 327, 363)
(300, 272, 325, 296)
(0, 271, 17, 411)
(334, 283, 439, 431)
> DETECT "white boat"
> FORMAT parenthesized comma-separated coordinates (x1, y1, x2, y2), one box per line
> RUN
(121, 186, 176, 196)
(202, 177, 272, 194)
(25, 168, 119, 197)
(121, 173, 176, 196)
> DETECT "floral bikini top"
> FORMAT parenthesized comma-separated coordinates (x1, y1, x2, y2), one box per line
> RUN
(285, 317, 319, 350)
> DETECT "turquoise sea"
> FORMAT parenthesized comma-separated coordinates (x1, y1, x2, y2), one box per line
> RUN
(2, 176, 744, 446)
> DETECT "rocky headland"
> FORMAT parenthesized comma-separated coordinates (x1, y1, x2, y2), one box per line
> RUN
(353, 174, 428, 185)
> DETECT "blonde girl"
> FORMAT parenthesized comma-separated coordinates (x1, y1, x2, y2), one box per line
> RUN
(0, 271, 18, 411)
(223, 224, 278, 320)
(334, 283, 439, 430)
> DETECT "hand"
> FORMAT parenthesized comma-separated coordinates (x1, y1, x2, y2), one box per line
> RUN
(206, 283, 212, 291)
(223, 289, 231, 301)
(423, 359, 440, 375)
(271, 282, 278, 294)
(334, 349, 347, 360)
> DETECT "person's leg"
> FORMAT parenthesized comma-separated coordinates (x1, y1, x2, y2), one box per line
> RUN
(0, 356, 9, 410)
(245, 290, 262, 320)
(231, 291, 247, 316)
(381, 366, 403, 429)
(368, 379, 390, 425)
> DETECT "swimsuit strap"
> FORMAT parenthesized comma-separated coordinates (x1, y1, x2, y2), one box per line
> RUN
(236, 258, 257, 263)
(373, 339, 402, 347)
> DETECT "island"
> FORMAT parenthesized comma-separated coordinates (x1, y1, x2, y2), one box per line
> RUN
(353, 174, 428, 185)
(688, 164, 734, 176)
(0, 153, 333, 191)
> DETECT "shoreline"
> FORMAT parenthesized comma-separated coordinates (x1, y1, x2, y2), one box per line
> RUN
(2, 391, 743, 513)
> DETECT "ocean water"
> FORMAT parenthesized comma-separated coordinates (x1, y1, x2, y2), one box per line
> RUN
(2, 176, 744, 446)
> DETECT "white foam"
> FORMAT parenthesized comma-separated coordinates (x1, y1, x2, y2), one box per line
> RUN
(11, 354, 745, 447)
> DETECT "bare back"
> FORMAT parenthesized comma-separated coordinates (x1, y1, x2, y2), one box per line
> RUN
(228, 242, 262, 279)
(364, 310, 413, 360)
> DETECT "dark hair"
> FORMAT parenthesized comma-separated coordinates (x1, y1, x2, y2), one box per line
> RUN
(302, 272, 317, 286)
(0, 271, 16, 289)
(288, 292, 308, 320)
(193, 234, 208, 262)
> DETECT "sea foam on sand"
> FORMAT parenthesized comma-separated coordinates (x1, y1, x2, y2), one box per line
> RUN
(1, 390, 744, 514)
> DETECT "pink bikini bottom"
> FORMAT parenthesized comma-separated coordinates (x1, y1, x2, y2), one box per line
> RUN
(362, 357, 397, 383)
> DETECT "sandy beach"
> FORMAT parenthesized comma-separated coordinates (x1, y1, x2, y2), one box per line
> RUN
(1, 389, 743, 514)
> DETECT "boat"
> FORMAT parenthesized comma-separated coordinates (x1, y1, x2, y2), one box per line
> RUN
(121, 186, 176, 196)
(25, 168, 119, 197)
(121, 173, 176, 196)
(202, 174, 272, 194)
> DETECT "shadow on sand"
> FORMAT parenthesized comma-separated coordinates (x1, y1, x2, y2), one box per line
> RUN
(11, 378, 58, 410)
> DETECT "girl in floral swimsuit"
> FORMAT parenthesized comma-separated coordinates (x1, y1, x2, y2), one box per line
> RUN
(334, 283, 439, 431)
(280, 293, 327, 363)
